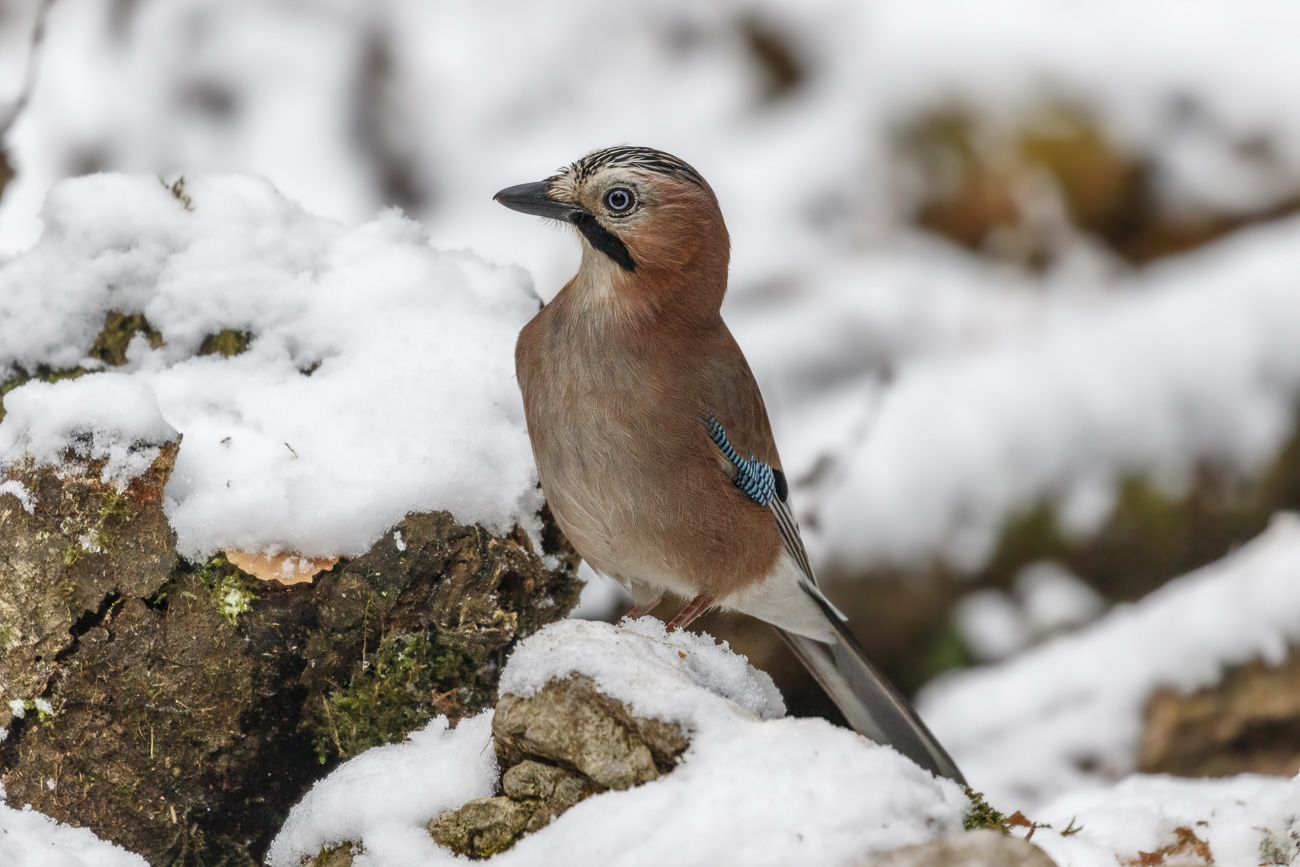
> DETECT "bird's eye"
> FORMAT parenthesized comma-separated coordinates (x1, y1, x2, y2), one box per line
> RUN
(604, 188, 634, 213)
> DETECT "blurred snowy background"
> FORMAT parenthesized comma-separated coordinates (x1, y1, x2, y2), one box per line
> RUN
(3, 0, 1300, 862)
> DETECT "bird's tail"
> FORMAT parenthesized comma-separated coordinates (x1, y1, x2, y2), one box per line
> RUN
(778, 589, 967, 785)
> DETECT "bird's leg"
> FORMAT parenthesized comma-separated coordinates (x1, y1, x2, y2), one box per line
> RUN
(666, 595, 715, 632)
(620, 595, 663, 622)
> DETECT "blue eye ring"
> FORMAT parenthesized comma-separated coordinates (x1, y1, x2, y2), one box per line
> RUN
(604, 188, 634, 213)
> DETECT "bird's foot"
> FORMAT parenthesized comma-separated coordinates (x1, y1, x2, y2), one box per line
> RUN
(665, 594, 715, 632)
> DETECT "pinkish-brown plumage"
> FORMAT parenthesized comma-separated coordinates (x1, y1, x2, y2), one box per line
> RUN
(514, 164, 786, 614)
(496, 146, 966, 783)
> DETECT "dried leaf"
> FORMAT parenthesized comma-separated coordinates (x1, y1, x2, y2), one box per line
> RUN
(1122, 826, 1213, 866)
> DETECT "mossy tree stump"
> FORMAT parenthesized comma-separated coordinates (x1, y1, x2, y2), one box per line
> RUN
(0, 439, 580, 865)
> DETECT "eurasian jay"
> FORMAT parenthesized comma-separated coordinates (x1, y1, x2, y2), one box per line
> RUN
(496, 145, 965, 784)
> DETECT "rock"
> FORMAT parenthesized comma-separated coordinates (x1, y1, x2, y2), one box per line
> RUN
(861, 829, 1057, 867)
(428, 796, 534, 858)
(430, 675, 688, 858)
(427, 758, 601, 855)
(493, 674, 689, 790)
(312, 844, 357, 867)
(0, 440, 581, 865)
(503, 761, 601, 833)
(1140, 650, 1300, 778)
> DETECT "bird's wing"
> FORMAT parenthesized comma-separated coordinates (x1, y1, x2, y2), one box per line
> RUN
(699, 328, 836, 591)
(704, 410, 846, 620)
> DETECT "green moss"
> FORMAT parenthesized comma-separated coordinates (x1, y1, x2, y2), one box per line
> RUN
(61, 490, 133, 566)
(89, 312, 164, 366)
(312, 844, 358, 867)
(5, 697, 55, 731)
(188, 554, 259, 626)
(198, 329, 252, 358)
(962, 788, 1009, 832)
(313, 632, 450, 763)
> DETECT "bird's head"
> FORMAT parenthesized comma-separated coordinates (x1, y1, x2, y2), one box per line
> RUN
(495, 146, 729, 317)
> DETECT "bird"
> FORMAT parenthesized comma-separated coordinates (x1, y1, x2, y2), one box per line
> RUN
(495, 145, 966, 785)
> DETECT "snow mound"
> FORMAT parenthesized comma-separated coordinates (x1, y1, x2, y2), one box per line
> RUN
(498, 617, 785, 724)
(269, 619, 967, 867)
(0, 800, 149, 867)
(919, 513, 1300, 808)
(0, 173, 544, 559)
(816, 220, 1300, 573)
(266, 714, 499, 867)
(0, 373, 177, 486)
(1030, 774, 1300, 867)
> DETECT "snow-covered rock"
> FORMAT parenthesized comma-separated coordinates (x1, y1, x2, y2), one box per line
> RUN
(269, 619, 968, 867)
(920, 514, 1300, 809)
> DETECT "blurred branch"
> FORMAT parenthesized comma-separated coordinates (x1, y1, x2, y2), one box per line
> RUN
(0, 0, 58, 142)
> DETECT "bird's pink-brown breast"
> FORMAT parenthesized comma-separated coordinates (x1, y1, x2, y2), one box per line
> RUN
(515, 296, 784, 601)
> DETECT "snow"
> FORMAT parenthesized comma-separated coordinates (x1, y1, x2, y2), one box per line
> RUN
(267, 714, 499, 867)
(0, 373, 177, 486)
(0, 801, 149, 867)
(952, 565, 1104, 665)
(919, 514, 1300, 810)
(0, 479, 35, 513)
(953, 590, 1031, 664)
(3, 0, 1300, 863)
(11, 0, 1300, 275)
(0, 173, 543, 559)
(498, 617, 785, 725)
(1016, 563, 1106, 638)
(269, 619, 967, 867)
(814, 221, 1300, 573)
(2, 0, 1300, 578)
(1029, 774, 1300, 867)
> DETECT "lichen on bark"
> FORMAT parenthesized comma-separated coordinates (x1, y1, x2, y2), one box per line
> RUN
(0, 442, 179, 716)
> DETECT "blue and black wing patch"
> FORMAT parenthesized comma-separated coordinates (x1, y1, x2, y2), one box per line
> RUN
(705, 414, 842, 619)
(707, 415, 777, 505)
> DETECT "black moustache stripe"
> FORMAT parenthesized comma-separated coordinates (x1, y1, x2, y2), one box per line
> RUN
(572, 212, 636, 273)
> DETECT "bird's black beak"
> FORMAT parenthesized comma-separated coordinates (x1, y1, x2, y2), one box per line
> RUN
(493, 181, 583, 222)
